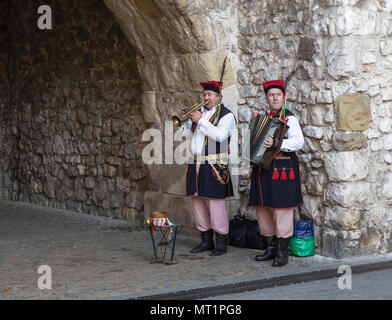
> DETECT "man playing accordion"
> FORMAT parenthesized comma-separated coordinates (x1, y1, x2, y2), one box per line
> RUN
(249, 79, 304, 267)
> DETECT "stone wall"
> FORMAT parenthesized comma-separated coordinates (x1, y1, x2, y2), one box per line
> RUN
(0, 0, 148, 221)
(237, 0, 392, 258)
(0, 4, 13, 203)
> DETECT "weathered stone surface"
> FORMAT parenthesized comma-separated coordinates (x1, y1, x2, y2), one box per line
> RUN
(370, 140, 383, 152)
(110, 192, 125, 209)
(239, 85, 258, 98)
(380, 39, 392, 56)
(331, 132, 368, 151)
(134, 0, 164, 19)
(362, 53, 377, 64)
(324, 206, 362, 230)
(381, 87, 392, 101)
(300, 194, 322, 224)
(159, 164, 187, 196)
(379, 119, 392, 133)
(336, 94, 371, 131)
(297, 37, 316, 62)
(359, 228, 381, 255)
(305, 173, 324, 195)
(325, 182, 372, 207)
(75, 188, 87, 202)
(125, 191, 144, 211)
(237, 68, 252, 85)
(308, 106, 326, 126)
(30, 180, 43, 194)
(319, 0, 361, 8)
(184, 50, 235, 91)
(320, 228, 360, 259)
(188, 13, 217, 51)
(316, 90, 333, 104)
(384, 153, 392, 164)
(324, 38, 361, 80)
(53, 136, 66, 155)
(238, 106, 253, 123)
(323, 151, 368, 182)
(122, 207, 142, 222)
(384, 134, 392, 150)
(43, 175, 56, 199)
(303, 126, 324, 140)
(381, 173, 392, 199)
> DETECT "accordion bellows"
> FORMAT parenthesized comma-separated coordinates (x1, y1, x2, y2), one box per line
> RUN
(249, 114, 288, 169)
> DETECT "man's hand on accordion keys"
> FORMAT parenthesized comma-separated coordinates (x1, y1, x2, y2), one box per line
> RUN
(264, 135, 274, 148)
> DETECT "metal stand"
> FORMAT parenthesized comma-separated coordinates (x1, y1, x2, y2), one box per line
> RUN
(147, 223, 181, 264)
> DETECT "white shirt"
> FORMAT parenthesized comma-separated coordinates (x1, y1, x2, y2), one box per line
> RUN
(181, 105, 236, 156)
(280, 115, 304, 152)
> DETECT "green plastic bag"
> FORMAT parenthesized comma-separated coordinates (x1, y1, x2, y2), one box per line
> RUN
(290, 236, 314, 257)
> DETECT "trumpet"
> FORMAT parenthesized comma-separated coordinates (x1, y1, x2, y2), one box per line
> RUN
(172, 102, 204, 127)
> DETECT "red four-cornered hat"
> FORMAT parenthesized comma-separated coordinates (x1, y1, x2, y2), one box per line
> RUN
(199, 81, 222, 94)
(262, 79, 285, 93)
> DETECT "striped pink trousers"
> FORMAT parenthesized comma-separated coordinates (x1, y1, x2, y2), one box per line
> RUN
(191, 197, 229, 235)
(256, 207, 294, 238)
(191, 164, 229, 235)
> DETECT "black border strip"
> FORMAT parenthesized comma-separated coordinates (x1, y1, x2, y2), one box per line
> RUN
(129, 260, 392, 300)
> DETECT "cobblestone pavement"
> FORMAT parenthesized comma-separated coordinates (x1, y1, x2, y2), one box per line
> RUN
(0, 200, 387, 300)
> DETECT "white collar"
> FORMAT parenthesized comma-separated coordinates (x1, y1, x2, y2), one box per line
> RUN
(202, 105, 217, 114)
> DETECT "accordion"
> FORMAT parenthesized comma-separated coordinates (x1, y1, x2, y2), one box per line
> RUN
(248, 114, 288, 169)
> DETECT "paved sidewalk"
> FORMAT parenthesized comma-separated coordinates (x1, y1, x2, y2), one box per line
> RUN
(1, 200, 391, 300)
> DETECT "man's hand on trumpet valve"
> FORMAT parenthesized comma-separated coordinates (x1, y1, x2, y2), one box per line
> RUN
(189, 110, 202, 124)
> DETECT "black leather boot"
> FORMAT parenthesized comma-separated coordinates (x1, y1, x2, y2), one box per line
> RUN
(272, 237, 290, 267)
(209, 232, 227, 256)
(255, 236, 277, 261)
(190, 229, 214, 253)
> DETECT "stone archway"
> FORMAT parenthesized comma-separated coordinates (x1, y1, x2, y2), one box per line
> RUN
(103, 0, 240, 231)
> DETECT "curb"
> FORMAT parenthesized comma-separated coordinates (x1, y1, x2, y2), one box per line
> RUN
(127, 259, 392, 300)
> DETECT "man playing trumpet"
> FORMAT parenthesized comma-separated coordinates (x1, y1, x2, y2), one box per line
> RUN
(180, 80, 236, 256)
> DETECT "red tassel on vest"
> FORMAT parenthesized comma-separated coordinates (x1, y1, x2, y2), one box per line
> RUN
(280, 170, 286, 180)
(289, 169, 295, 180)
(272, 169, 279, 180)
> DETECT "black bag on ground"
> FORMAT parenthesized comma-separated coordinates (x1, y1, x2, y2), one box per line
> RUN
(228, 215, 267, 250)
